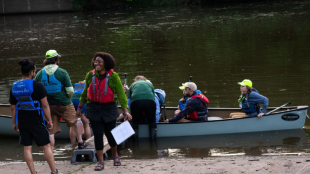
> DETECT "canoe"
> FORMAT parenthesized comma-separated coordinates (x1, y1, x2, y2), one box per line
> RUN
(135, 105, 308, 138)
(1, 104, 308, 138)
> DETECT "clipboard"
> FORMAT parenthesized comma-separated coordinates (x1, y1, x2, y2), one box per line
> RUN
(111, 121, 135, 145)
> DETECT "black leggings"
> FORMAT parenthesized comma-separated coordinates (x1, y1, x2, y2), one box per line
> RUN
(89, 120, 117, 150)
(131, 99, 157, 130)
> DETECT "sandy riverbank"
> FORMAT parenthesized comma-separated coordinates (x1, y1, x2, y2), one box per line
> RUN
(1, 156, 310, 174)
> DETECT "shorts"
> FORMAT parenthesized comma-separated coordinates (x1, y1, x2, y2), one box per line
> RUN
(71, 99, 86, 114)
(48, 103, 77, 134)
(19, 124, 50, 146)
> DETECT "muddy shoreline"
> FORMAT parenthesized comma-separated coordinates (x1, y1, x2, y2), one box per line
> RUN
(1, 156, 310, 174)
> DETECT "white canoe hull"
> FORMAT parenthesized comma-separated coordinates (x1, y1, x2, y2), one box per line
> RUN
(136, 106, 308, 138)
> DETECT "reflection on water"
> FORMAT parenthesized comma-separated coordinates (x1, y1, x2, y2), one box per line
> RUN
(0, 129, 309, 161)
(0, 1, 310, 109)
(118, 129, 309, 159)
(0, 136, 73, 161)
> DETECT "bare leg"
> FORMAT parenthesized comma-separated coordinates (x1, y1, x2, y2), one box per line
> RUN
(177, 118, 192, 122)
(111, 146, 120, 165)
(230, 112, 246, 118)
(81, 114, 91, 140)
(50, 134, 55, 151)
(69, 127, 77, 145)
(96, 149, 104, 163)
(41, 144, 57, 173)
(24, 146, 36, 174)
(72, 125, 83, 143)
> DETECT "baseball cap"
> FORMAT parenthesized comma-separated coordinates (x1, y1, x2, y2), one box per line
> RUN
(182, 82, 197, 91)
(238, 79, 252, 87)
(45, 50, 61, 59)
(179, 82, 188, 90)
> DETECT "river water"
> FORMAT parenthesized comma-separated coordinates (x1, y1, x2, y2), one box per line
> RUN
(0, 0, 310, 161)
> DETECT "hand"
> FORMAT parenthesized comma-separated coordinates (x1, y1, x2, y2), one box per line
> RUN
(13, 124, 19, 132)
(117, 113, 124, 121)
(76, 109, 82, 118)
(164, 119, 169, 123)
(123, 84, 129, 91)
(174, 110, 181, 115)
(124, 112, 132, 121)
(180, 98, 185, 102)
(47, 122, 53, 130)
(257, 113, 264, 118)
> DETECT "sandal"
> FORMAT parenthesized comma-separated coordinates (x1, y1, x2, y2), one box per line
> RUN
(51, 169, 59, 174)
(78, 141, 85, 149)
(113, 156, 121, 166)
(94, 162, 104, 171)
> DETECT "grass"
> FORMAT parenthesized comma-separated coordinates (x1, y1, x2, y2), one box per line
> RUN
(68, 162, 96, 174)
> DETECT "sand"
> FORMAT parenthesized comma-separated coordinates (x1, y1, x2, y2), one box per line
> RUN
(1, 156, 310, 174)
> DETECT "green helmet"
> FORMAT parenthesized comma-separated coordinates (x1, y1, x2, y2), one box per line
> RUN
(45, 50, 61, 59)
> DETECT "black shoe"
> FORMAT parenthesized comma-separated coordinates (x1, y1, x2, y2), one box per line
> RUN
(78, 142, 85, 149)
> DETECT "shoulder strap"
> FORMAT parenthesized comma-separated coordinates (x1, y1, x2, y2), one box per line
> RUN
(92, 70, 96, 94)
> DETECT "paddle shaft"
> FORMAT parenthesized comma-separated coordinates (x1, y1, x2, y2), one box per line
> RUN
(183, 76, 193, 100)
(124, 73, 127, 93)
(266, 101, 291, 115)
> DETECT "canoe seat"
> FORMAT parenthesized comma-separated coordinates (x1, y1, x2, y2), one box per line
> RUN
(208, 117, 223, 121)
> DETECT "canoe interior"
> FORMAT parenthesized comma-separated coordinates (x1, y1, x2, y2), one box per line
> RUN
(0, 104, 305, 121)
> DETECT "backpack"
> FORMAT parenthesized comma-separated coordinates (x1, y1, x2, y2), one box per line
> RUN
(155, 92, 165, 105)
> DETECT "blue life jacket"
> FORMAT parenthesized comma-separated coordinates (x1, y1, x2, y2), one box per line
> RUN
(11, 79, 44, 125)
(41, 68, 63, 94)
(241, 88, 260, 115)
(74, 83, 85, 94)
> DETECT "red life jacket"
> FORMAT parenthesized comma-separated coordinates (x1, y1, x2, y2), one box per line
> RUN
(87, 69, 115, 103)
(187, 94, 209, 120)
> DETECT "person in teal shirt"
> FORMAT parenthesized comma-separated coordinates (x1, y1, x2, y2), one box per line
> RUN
(127, 76, 157, 141)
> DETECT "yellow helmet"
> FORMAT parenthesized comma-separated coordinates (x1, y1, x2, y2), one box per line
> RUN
(45, 50, 61, 59)
(238, 79, 252, 87)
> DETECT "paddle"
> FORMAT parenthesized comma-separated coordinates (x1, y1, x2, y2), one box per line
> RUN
(162, 104, 167, 120)
(265, 101, 291, 115)
(124, 73, 128, 93)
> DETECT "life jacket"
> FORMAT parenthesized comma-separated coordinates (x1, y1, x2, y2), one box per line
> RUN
(74, 83, 85, 94)
(41, 68, 63, 94)
(87, 69, 114, 103)
(187, 93, 209, 120)
(11, 79, 44, 125)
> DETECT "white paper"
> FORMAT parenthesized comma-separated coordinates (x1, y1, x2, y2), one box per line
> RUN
(111, 121, 135, 145)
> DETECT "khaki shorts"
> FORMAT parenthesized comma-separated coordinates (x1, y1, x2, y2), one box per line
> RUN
(48, 103, 77, 135)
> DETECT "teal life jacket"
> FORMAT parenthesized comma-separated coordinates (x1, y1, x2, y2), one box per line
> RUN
(11, 79, 44, 125)
(41, 68, 63, 94)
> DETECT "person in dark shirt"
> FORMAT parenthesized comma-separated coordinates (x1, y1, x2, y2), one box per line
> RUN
(9, 59, 59, 174)
(165, 82, 209, 123)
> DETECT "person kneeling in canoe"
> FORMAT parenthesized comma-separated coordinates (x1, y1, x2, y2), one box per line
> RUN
(229, 79, 268, 118)
(165, 82, 209, 123)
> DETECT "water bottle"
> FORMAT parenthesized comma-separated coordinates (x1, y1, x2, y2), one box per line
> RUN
(77, 118, 84, 135)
